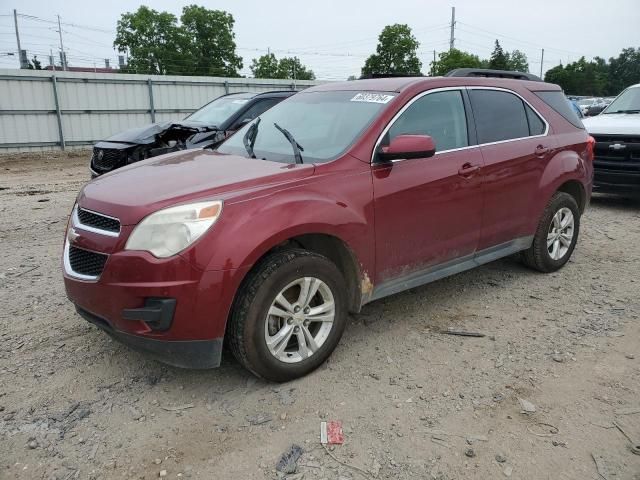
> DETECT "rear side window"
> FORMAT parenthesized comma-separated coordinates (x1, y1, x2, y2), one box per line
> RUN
(525, 104, 546, 135)
(469, 90, 530, 143)
(534, 91, 584, 129)
(386, 90, 469, 152)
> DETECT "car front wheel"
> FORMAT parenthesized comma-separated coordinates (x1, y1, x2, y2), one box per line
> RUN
(227, 249, 347, 382)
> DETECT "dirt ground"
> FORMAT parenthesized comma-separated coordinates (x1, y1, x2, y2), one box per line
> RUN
(1, 151, 639, 480)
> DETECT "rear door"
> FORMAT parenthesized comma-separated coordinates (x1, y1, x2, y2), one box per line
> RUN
(372, 88, 484, 285)
(468, 88, 554, 250)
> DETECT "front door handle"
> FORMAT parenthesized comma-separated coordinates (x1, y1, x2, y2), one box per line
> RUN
(458, 163, 481, 178)
(535, 145, 550, 157)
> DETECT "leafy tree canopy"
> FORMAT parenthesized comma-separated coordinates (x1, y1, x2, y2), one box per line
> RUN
(489, 40, 509, 70)
(361, 24, 421, 77)
(508, 49, 529, 72)
(430, 48, 483, 76)
(114, 5, 242, 76)
(250, 53, 315, 80)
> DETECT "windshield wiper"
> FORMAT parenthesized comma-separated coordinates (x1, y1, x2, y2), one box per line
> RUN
(273, 123, 304, 164)
(605, 109, 640, 114)
(242, 118, 261, 158)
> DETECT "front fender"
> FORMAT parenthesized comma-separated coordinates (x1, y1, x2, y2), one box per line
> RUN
(179, 169, 375, 277)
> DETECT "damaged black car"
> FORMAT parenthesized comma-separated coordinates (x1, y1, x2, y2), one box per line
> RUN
(89, 91, 294, 177)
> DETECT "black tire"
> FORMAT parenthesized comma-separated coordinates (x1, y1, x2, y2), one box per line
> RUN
(227, 248, 348, 382)
(522, 192, 580, 273)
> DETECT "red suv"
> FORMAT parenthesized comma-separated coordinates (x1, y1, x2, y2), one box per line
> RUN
(62, 69, 593, 381)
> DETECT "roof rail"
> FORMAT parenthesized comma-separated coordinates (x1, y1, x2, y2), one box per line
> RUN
(445, 68, 542, 82)
(360, 72, 423, 79)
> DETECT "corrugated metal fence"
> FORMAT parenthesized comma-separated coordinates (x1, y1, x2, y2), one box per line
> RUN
(0, 69, 319, 152)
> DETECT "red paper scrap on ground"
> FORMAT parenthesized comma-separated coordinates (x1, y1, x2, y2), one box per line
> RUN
(325, 420, 344, 445)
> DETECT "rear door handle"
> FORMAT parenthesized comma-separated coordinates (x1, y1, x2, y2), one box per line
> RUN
(535, 145, 550, 157)
(458, 163, 481, 178)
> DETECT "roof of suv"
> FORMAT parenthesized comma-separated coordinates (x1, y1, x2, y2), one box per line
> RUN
(307, 76, 561, 93)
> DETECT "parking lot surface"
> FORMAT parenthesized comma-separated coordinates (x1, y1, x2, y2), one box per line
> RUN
(1, 152, 639, 479)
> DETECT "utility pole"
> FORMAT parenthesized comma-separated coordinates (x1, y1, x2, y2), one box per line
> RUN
(539, 48, 544, 79)
(293, 63, 297, 89)
(57, 14, 66, 71)
(13, 9, 27, 69)
(449, 7, 456, 51)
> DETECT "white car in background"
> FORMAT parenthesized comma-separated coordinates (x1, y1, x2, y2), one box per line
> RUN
(582, 84, 640, 195)
(577, 97, 604, 116)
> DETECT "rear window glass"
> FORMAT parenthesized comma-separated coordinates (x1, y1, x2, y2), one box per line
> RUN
(534, 91, 584, 129)
(469, 90, 529, 144)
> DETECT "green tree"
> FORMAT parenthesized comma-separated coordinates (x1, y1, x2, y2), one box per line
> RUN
(277, 56, 315, 80)
(114, 5, 243, 76)
(180, 5, 243, 77)
(251, 54, 314, 80)
(361, 24, 421, 76)
(114, 6, 185, 75)
(544, 63, 570, 89)
(488, 40, 509, 70)
(608, 47, 640, 95)
(250, 53, 279, 78)
(507, 49, 528, 72)
(544, 57, 608, 95)
(429, 48, 483, 76)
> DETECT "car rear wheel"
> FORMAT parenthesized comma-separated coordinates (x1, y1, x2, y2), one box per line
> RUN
(522, 192, 580, 272)
(227, 249, 347, 382)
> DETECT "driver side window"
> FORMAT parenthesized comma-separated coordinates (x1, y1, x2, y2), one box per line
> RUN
(386, 90, 469, 152)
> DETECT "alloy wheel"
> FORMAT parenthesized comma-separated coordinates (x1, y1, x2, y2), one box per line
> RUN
(547, 207, 575, 260)
(264, 277, 335, 363)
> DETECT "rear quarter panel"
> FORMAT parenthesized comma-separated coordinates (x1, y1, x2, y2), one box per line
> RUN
(524, 130, 592, 234)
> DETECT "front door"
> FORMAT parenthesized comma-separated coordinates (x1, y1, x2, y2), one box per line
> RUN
(372, 89, 484, 286)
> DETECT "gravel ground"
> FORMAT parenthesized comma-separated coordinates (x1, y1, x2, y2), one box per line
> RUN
(1, 152, 639, 480)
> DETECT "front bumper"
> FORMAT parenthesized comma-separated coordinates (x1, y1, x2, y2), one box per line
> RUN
(75, 305, 223, 368)
(63, 216, 250, 368)
(593, 167, 640, 193)
(64, 251, 248, 368)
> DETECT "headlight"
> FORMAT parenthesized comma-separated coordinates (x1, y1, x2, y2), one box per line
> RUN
(125, 201, 223, 258)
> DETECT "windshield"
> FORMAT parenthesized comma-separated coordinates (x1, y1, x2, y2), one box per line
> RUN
(577, 98, 595, 106)
(603, 87, 640, 113)
(186, 94, 253, 125)
(217, 90, 395, 163)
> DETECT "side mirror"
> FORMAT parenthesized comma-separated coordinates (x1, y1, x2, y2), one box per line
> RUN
(377, 134, 436, 162)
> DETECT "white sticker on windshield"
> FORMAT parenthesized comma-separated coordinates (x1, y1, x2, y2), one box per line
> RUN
(232, 99, 249, 104)
(350, 93, 394, 104)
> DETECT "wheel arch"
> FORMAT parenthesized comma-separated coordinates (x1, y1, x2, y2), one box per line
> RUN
(556, 179, 587, 213)
(231, 228, 368, 318)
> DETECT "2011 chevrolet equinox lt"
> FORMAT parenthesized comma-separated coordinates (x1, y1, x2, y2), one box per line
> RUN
(62, 69, 594, 382)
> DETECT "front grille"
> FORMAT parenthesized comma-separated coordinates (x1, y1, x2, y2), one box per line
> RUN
(92, 148, 125, 171)
(77, 208, 120, 233)
(68, 245, 108, 277)
(592, 135, 640, 171)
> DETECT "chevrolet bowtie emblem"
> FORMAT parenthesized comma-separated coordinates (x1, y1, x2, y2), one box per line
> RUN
(609, 143, 626, 151)
(68, 227, 80, 243)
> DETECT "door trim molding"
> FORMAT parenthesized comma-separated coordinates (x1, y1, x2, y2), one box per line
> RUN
(366, 235, 533, 303)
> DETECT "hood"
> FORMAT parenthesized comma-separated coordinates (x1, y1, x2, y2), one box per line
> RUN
(103, 121, 219, 144)
(582, 113, 640, 135)
(78, 150, 315, 225)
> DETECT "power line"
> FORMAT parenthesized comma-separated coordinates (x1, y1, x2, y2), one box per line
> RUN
(457, 21, 595, 59)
